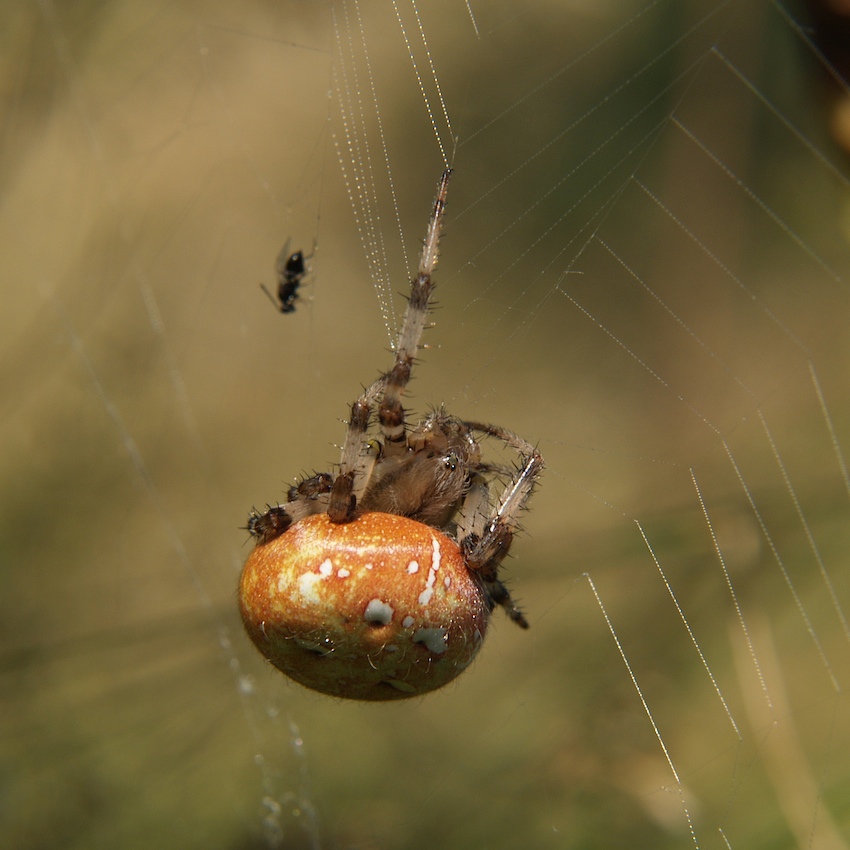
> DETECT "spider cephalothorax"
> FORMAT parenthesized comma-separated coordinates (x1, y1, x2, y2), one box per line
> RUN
(240, 170, 543, 700)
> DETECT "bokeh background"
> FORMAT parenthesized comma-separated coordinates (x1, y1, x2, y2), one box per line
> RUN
(3, 1, 850, 848)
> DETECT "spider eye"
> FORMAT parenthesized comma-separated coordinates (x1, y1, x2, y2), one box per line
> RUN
(443, 451, 460, 471)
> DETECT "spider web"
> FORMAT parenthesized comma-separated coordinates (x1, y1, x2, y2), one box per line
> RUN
(3, 1, 850, 848)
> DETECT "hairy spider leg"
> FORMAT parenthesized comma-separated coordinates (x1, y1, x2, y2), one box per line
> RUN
(457, 421, 544, 628)
(327, 377, 386, 521)
(328, 169, 452, 523)
(246, 472, 334, 544)
(460, 421, 543, 565)
(378, 168, 451, 455)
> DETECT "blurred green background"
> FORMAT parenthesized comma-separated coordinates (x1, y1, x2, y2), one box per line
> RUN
(2, 1, 850, 848)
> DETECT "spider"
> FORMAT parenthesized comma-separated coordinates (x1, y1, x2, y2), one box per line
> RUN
(260, 242, 311, 313)
(239, 170, 544, 700)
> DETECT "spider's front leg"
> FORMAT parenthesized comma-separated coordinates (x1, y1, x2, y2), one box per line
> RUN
(328, 170, 452, 523)
(376, 169, 451, 458)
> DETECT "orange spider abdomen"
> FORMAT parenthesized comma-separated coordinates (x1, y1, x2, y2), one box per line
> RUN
(239, 512, 490, 700)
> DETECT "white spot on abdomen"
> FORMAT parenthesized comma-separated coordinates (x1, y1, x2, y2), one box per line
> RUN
(431, 536, 441, 570)
(297, 572, 324, 604)
(295, 558, 335, 603)
(417, 536, 442, 606)
(364, 598, 394, 625)
(412, 627, 448, 654)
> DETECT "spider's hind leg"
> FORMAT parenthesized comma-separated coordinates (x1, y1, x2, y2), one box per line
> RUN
(248, 472, 334, 544)
(246, 505, 293, 545)
(461, 522, 529, 628)
(485, 576, 530, 630)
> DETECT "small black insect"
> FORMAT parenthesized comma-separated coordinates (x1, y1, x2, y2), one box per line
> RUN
(261, 243, 311, 313)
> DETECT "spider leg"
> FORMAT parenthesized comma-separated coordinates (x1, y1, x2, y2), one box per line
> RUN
(458, 421, 544, 627)
(462, 421, 544, 543)
(455, 471, 529, 625)
(328, 170, 452, 522)
(328, 376, 386, 522)
(378, 169, 451, 457)
(246, 505, 292, 544)
(247, 472, 334, 544)
(487, 577, 530, 630)
(455, 472, 490, 541)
